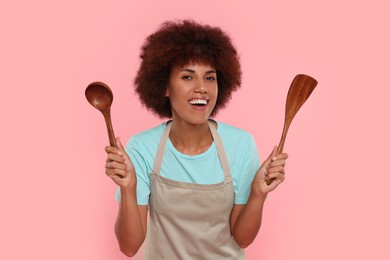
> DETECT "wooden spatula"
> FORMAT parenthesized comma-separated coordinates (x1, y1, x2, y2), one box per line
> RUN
(267, 74, 318, 185)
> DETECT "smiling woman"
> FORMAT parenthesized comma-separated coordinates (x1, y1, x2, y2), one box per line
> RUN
(134, 20, 242, 119)
(166, 63, 218, 126)
(104, 20, 288, 259)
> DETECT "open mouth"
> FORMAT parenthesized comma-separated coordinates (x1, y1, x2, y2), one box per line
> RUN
(188, 99, 208, 107)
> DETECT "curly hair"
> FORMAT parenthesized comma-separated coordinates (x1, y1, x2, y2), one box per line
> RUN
(134, 20, 242, 118)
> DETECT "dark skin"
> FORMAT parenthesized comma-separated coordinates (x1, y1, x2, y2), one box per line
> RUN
(105, 63, 288, 256)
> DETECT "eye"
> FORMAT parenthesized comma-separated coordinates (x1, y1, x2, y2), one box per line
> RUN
(182, 75, 192, 80)
(206, 76, 216, 81)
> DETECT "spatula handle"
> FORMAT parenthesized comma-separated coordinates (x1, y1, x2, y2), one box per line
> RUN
(276, 132, 286, 155)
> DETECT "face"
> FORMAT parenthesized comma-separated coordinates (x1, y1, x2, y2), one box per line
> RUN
(166, 63, 218, 125)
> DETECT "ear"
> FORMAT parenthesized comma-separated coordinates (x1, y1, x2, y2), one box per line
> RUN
(165, 87, 169, 97)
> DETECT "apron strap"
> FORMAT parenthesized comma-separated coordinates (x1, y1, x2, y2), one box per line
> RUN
(152, 121, 172, 175)
(208, 121, 231, 178)
(152, 120, 231, 178)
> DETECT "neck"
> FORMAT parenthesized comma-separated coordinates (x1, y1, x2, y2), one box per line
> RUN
(169, 119, 214, 155)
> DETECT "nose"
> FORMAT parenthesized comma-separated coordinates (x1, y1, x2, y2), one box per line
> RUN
(194, 80, 208, 94)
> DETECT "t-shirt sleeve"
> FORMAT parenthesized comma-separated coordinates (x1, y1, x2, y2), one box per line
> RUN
(234, 134, 261, 204)
(115, 137, 151, 205)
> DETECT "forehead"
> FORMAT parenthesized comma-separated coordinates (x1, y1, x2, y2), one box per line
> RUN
(174, 55, 216, 68)
(172, 62, 216, 72)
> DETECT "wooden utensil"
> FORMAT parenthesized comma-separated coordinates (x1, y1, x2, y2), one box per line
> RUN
(85, 82, 117, 148)
(267, 74, 318, 185)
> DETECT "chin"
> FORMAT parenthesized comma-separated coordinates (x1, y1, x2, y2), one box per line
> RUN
(173, 113, 211, 126)
(171, 105, 216, 126)
(185, 117, 210, 126)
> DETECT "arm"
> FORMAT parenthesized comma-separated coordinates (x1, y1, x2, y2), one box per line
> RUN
(114, 188, 148, 256)
(230, 146, 288, 248)
(105, 138, 148, 257)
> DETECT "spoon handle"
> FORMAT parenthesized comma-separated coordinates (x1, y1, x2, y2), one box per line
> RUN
(102, 109, 117, 148)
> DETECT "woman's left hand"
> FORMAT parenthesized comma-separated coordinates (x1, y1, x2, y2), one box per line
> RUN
(252, 145, 288, 196)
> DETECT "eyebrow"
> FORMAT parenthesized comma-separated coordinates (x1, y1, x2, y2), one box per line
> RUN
(180, 69, 216, 74)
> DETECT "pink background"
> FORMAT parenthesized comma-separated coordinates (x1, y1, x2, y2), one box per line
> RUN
(1, 0, 389, 259)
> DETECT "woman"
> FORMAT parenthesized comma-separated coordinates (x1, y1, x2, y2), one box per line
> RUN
(105, 20, 288, 259)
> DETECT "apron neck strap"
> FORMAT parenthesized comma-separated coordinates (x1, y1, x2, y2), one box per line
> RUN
(152, 120, 231, 178)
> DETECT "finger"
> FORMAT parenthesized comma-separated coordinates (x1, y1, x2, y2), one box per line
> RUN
(267, 165, 285, 174)
(105, 168, 127, 178)
(265, 177, 282, 191)
(265, 176, 285, 191)
(105, 146, 123, 156)
(111, 175, 127, 184)
(107, 153, 126, 164)
(106, 161, 127, 171)
(268, 159, 286, 168)
(273, 153, 289, 161)
(265, 172, 285, 182)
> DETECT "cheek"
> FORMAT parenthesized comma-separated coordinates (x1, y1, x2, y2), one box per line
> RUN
(212, 84, 218, 98)
(210, 86, 218, 107)
(168, 93, 186, 111)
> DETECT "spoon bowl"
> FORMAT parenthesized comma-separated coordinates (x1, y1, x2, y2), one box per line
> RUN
(85, 82, 117, 147)
(85, 82, 113, 111)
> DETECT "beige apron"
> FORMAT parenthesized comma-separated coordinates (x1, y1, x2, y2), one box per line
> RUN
(144, 121, 245, 260)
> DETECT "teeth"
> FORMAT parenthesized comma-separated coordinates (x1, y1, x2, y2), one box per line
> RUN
(189, 99, 207, 105)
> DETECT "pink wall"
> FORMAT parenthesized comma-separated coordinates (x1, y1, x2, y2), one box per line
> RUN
(2, 0, 389, 259)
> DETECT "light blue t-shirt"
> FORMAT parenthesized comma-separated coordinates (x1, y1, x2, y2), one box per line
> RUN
(116, 121, 261, 205)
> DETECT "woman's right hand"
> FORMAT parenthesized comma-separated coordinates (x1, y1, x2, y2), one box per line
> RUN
(105, 137, 136, 189)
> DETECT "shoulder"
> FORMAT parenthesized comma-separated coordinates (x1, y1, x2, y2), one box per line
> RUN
(215, 120, 255, 143)
(215, 120, 258, 161)
(132, 122, 167, 139)
(126, 121, 168, 155)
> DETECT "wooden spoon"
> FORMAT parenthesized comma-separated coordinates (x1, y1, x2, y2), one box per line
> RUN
(267, 74, 318, 185)
(85, 82, 117, 148)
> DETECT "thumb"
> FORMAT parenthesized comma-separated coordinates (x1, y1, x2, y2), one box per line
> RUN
(265, 145, 278, 165)
(116, 137, 132, 172)
(116, 137, 125, 152)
